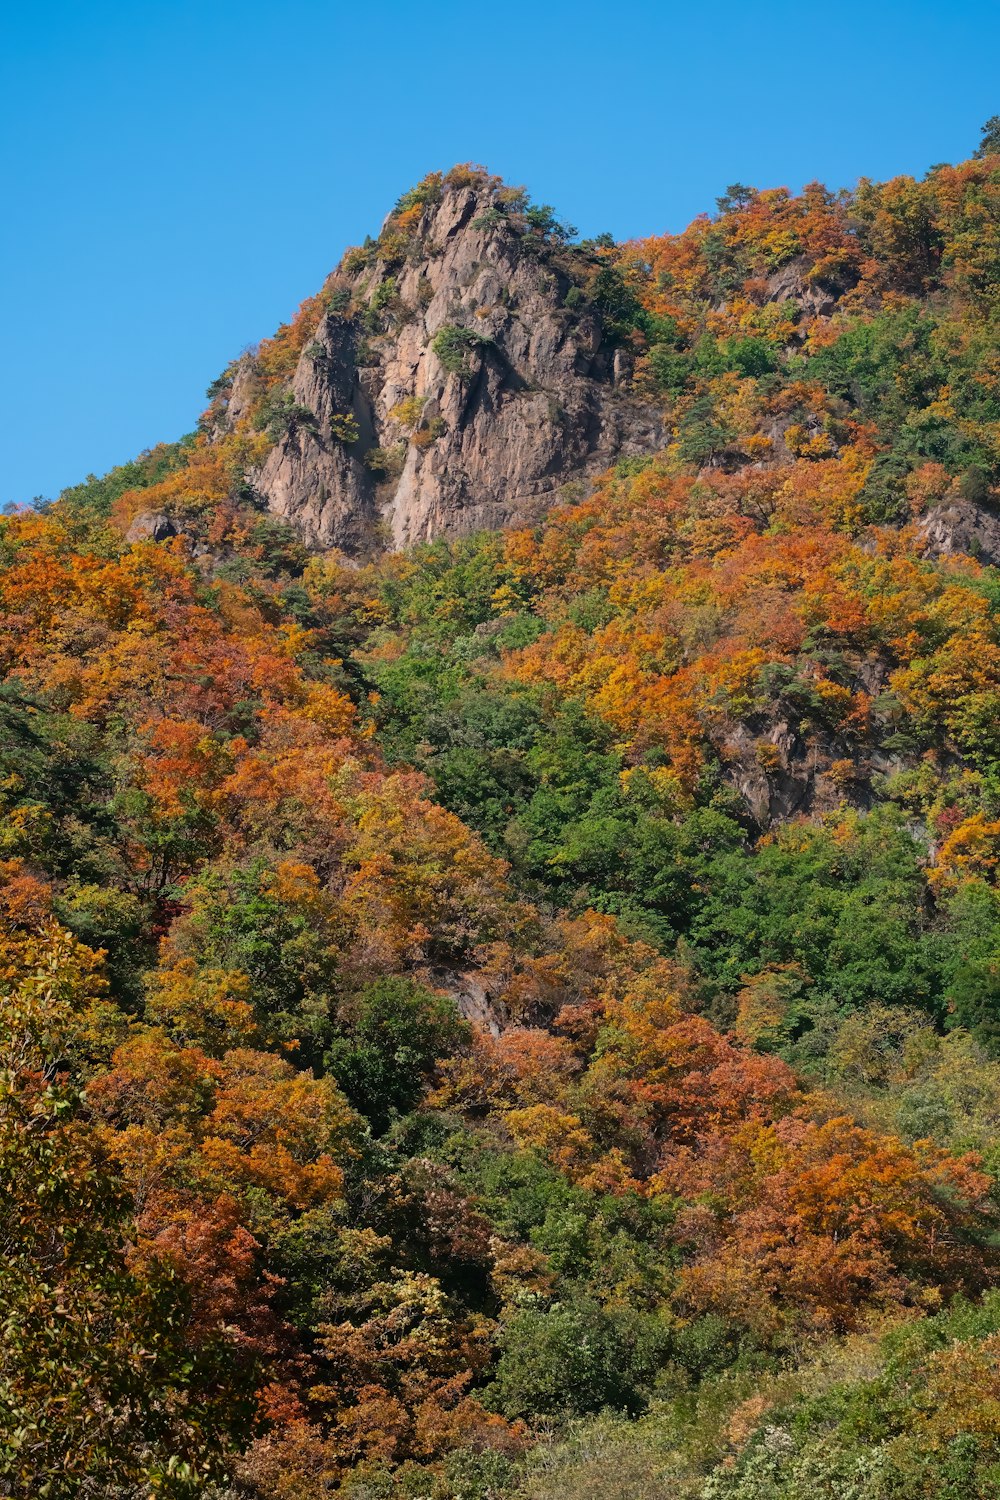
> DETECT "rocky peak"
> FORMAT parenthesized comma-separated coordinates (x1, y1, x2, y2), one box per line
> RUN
(224, 169, 663, 554)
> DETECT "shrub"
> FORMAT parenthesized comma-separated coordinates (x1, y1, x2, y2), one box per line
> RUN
(329, 413, 360, 445)
(364, 444, 406, 479)
(325, 284, 352, 314)
(960, 464, 992, 504)
(486, 1301, 670, 1420)
(341, 245, 371, 276)
(524, 204, 577, 242)
(389, 396, 427, 430)
(724, 336, 778, 378)
(431, 324, 493, 376)
(472, 207, 508, 230)
(370, 277, 399, 313)
(394, 172, 444, 214)
(412, 417, 446, 448)
(256, 392, 317, 438)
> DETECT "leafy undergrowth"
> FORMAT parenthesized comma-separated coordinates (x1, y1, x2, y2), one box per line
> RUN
(520, 1295, 1000, 1500)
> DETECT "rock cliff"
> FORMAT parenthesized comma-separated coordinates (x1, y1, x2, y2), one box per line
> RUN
(223, 172, 663, 554)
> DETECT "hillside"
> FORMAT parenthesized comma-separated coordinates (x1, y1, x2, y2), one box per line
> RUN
(6, 130, 1000, 1497)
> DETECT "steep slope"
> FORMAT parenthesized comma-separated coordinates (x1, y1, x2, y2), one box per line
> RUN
(220, 168, 663, 553)
(17, 132, 1000, 1498)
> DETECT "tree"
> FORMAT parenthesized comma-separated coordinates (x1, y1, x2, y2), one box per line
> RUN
(716, 183, 757, 214)
(325, 978, 468, 1133)
(0, 921, 248, 1496)
(976, 115, 1000, 158)
(486, 1299, 669, 1419)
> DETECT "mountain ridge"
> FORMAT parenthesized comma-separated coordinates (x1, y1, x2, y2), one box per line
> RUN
(99, 150, 1000, 574)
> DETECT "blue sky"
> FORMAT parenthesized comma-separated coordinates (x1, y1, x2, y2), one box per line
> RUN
(2, 0, 999, 505)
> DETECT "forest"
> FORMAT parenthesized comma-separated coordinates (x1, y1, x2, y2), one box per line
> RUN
(7, 124, 1000, 1497)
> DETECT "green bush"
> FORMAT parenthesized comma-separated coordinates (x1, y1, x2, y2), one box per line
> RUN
(370, 276, 399, 313)
(487, 1300, 671, 1420)
(432, 324, 493, 376)
(329, 412, 361, 444)
(256, 391, 318, 438)
(364, 444, 406, 478)
(325, 977, 469, 1133)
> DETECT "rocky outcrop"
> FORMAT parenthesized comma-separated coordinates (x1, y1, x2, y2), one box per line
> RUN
(433, 969, 508, 1037)
(716, 649, 899, 830)
(125, 510, 177, 543)
(763, 254, 844, 320)
(918, 494, 1000, 567)
(230, 180, 663, 554)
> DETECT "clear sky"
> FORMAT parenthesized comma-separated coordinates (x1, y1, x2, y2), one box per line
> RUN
(2, 0, 999, 505)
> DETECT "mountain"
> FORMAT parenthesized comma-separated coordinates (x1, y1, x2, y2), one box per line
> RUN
(111, 154, 1000, 576)
(108, 151, 1000, 834)
(7, 134, 1000, 1497)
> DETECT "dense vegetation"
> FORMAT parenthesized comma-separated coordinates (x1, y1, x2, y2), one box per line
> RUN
(8, 133, 1000, 1495)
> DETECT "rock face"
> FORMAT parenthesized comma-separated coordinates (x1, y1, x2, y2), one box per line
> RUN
(919, 494, 1000, 567)
(229, 181, 663, 554)
(125, 510, 177, 544)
